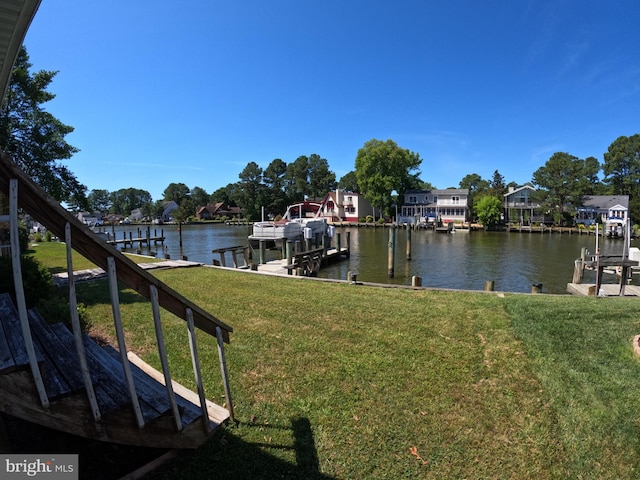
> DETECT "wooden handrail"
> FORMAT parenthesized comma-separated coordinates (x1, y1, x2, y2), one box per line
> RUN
(0, 150, 232, 342)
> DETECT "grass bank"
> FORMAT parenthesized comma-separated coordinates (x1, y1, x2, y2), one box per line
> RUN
(33, 245, 640, 478)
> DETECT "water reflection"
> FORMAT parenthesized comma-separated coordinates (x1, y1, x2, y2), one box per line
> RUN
(108, 224, 637, 295)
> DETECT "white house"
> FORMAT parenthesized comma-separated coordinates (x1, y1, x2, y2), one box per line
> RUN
(318, 189, 377, 222)
(575, 195, 630, 226)
(398, 189, 469, 224)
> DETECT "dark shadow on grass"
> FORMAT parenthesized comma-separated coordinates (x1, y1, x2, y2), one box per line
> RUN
(146, 417, 334, 480)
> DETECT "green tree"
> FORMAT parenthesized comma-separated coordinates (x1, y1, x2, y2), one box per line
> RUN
(235, 162, 265, 221)
(474, 195, 503, 230)
(603, 134, 640, 221)
(460, 173, 489, 214)
(532, 152, 583, 223)
(109, 188, 152, 216)
(285, 155, 310, 200)
(308, 153, 336, 198)
(263, 158, 289, 216)
(338, 171, 359, 192)
(488, 170, 507, 197)
(190, 186, 209, 207)
(210, 184, 235, 205)
(87, 189, 111, 213)
(163, 182, 190, 204)
(355, 139, 422, 217)
(0, 46, 84, 203)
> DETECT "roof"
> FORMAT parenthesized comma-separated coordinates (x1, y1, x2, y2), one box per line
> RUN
(0, 0, 41, 101)
(405, 188, 469, 195)
(579, 195, 629, 210)
(504, 184, 536, 197)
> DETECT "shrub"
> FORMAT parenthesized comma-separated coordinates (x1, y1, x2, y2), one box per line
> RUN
(377, 217, 385, 224)
(0, 255, 53, 308)
(45, 231, 52, 242)
(33, 232, 43, 243)
(36, 295, 92, 331)
(365, 215, 373, 223)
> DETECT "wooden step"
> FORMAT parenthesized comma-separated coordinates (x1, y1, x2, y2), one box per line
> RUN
(0, 293, 44, 373)
(27, 309, 85, 398)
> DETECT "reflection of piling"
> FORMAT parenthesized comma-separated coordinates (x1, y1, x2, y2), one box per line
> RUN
(406, 227, 412, 261)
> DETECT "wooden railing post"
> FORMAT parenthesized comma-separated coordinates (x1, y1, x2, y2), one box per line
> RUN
(216, 326, 235, 423)
(66, 222, 101, 421)
(107, 257, 145, 428)
(8, 179, 49, 408)
(150, 285, 183, 431)
(186, 308, 211, 433)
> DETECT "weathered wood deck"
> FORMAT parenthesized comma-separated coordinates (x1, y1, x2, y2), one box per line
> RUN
(0, 293, 229, 448)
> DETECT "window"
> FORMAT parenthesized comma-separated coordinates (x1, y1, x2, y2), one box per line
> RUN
(452, 196, 460, 205)
(408, 196, 417, 203)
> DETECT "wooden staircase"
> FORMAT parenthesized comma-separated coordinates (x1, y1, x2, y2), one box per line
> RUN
(0, 293, 228, 448)
(0, 149, 234, 449)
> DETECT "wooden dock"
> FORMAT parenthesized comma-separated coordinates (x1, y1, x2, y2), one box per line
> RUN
(253, 247, 348, 277)
(566, 283, 640, 297)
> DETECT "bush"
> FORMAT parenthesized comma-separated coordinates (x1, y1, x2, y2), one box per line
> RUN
(45, 231, 52, 242)
(377, 217, 385, 224)
(33, 232, 43, 243)
(36, 294, 92, 331)
(0, 255, 53, 308)
(365, 215, 373, 223)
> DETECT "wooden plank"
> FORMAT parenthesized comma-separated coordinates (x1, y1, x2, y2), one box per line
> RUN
(80, 334, 166, 423)
(28, 311, 85, 397)
(27, 315, 72, 398)
(0, 370, 221, 449)
(127, 352, 229, 426)
(104, 345, 203, 426)
(102, 345, 171, 416)
(0, 295, 17, 372)
(0, 293, 43, 370)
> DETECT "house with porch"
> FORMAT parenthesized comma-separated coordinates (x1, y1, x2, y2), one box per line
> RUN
(575, 195, 630, 226)
(503, 185, 542, 225)
(318, 189, 377, 222)
(398, 189, 469, 225)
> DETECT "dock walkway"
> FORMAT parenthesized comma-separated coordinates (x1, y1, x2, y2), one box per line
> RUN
(53, 259, 203, 286)
(566, 283, 640, 297)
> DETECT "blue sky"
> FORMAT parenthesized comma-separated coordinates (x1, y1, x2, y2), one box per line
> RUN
(23, 0, 640, 202)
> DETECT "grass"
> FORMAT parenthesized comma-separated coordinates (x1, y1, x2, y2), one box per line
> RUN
(31, 247, 640, 478)
(27, 240, 162, 274)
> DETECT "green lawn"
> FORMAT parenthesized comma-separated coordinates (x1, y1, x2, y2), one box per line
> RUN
(63, 264, 640, 480)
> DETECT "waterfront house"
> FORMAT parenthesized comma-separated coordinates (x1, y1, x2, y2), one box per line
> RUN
(161, 200, 179, 222)
(575, 195, 630, 226)
(318, 189, 377, 222)
(503, 185, 542, 225)
(77, 211, 102, 226)
(398, 189, 470, 225)
(195, 202, 242, 220)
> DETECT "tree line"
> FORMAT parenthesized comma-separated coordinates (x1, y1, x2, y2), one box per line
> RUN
(2, 47, 640, 226)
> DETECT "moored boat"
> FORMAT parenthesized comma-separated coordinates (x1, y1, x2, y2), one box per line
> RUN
(249, 201, 328, 249)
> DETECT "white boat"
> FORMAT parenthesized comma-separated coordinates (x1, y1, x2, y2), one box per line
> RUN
(605, 217, 625, 238)
(249, 202, 328, 249)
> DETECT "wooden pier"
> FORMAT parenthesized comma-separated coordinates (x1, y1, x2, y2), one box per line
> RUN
(101, 226, 166, 249)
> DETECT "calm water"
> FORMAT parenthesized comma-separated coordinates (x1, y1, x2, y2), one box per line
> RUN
(108, 223, 637, 294)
